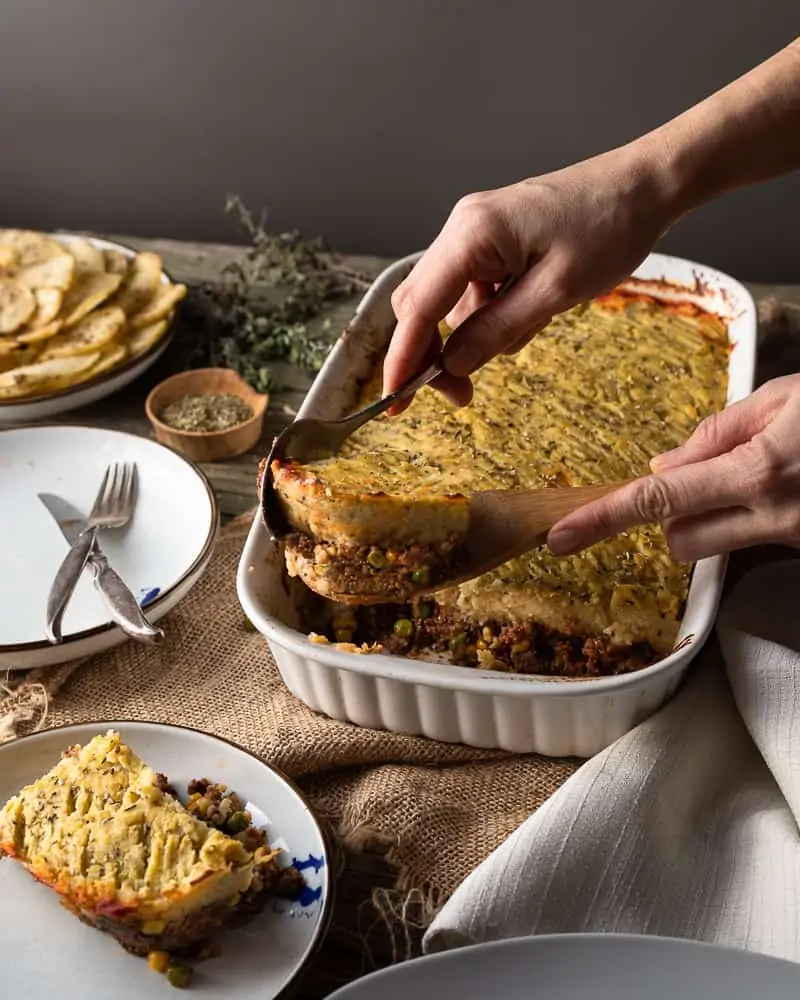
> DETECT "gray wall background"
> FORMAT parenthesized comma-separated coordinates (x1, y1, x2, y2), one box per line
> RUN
(0, 0, 797, 281)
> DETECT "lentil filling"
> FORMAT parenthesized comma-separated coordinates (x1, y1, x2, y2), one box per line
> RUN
(286, 530, 467, 600)
(323, 602, 661, 677)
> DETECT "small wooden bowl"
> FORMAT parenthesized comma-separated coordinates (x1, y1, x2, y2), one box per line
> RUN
(145, 367, 269, 463)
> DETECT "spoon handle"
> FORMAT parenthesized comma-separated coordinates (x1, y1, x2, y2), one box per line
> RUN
(340, 274, 520, 438)
(337, 359, 444, 438)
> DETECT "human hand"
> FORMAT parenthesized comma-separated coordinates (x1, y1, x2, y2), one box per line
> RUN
(546, 375, 800, 561)
(383, 146, 675, 411)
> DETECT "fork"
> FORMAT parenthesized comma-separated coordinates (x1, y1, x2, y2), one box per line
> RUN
(261, 275, 519, 540)
(45, 462, 144, 643)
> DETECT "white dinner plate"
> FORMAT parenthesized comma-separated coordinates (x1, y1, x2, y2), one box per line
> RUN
(0, 233, 178, 424)
(0, 424, 219, 669)
(0, 721, 332, 1000)
(328, 934, 800, 999)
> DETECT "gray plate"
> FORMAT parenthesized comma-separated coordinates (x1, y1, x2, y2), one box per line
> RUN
(327, 934, 800, 999)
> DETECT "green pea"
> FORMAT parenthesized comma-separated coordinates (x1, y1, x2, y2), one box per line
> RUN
(412, 601, 433, 620)
(366, 548, 386, 569)
(166, 962, 194, 989)
(393, 618, 414, 639)
(411, 566, 430, 586)
(227, 811, 249, 834)
(448, 634, 466, 655)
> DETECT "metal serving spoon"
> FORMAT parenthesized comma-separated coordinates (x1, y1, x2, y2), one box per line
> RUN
(261, 276, 518, 541)
(315, 479, 633, 605)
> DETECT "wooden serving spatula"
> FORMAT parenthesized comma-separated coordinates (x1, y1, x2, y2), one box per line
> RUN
(440, 480, 632, 590)
(330, 480, 632, 605)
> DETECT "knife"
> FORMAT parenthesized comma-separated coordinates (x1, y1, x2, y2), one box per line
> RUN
(38, 493, 165, 645)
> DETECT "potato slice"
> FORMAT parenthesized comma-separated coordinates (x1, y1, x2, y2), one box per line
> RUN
(125, 318, 169, 359)
(0, 353, 100, 397)
(15, 319, 63, 344)
(114, 251, 163, 315)
(29, 286, 63, 326)
(65, 237, 105, 276)
(0, 230, 62, 268)
(0, 336, 23, 356)
(0, 344, 38, 375)
(104, 249, 129, 277)
(0, 277, 36, 333)
(60, 272, 123, 327)
(78, 341, 128, 382)
(0, 246, 17, 270)
(0, 230, 76, 291)
(14, 254, 76, 292)
(129, 282, 187, 329)
(39, 306, 125, 359)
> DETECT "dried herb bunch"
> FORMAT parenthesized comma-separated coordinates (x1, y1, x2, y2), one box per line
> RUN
(170, 195, 373, 392)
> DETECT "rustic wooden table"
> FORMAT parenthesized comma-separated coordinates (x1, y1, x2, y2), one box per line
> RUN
(41, 235, 800, 996)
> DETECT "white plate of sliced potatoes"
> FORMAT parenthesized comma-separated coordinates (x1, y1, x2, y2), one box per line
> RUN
(0, 230, 186, 422)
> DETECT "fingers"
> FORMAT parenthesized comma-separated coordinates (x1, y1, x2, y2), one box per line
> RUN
(446, 281, 494, 330)
(442, 260, 569, 378)
(384, 325, 473, 415)
(500, 318, 552, 356)
(382, 237, 477, 398)
(663, 507, 780, 561)
(546, 451, 753, 555)
(652, 384, 783, 472)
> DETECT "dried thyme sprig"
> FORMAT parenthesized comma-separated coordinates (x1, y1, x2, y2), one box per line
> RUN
(168, 195, 374, 392)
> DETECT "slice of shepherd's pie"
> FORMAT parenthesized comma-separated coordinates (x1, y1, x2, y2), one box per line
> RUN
(0, 730, 301, 979)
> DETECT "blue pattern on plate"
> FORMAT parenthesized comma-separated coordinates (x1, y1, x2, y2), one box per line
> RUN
(273, 853, 326, 918)
(292, 854, 326, 875)
(139, 587, 160, 608)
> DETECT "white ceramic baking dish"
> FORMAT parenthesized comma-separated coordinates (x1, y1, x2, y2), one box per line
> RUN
(237, 251, 757, 758)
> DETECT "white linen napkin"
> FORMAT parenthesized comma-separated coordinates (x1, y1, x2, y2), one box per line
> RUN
(424, 558, 800, 962)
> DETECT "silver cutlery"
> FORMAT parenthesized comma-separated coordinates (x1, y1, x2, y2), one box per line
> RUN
(260, 275, 518, 540)
(41, 462, 164, 645)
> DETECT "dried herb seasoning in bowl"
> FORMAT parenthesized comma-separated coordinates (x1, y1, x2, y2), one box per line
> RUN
(145, 368, 268, 463)
(159, 392, 254, 433)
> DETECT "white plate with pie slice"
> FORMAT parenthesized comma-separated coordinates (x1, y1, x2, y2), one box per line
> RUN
(0, 721, 333, 1000)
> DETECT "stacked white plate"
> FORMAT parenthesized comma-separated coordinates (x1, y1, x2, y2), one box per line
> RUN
(0, 424, 219, 669)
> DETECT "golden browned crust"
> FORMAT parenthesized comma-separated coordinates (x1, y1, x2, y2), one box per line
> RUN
(271, 289, 730, 672)
(273, 458, 469, 546)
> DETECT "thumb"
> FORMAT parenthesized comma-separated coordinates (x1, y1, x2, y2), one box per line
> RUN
(652, 387, 779, 472)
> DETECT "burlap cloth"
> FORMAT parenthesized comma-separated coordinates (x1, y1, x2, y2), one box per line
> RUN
(2, 296, 797, 943)
(0, 514, 576, 906)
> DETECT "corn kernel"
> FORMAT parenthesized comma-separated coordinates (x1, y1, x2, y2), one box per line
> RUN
(148, 951, 171, 973)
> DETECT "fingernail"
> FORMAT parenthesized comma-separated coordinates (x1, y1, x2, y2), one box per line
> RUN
(547, 528, 579, 555)
(650, 449, 677, 472)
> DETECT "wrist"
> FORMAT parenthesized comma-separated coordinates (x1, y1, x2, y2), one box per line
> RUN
(602, 134, 692, 239)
